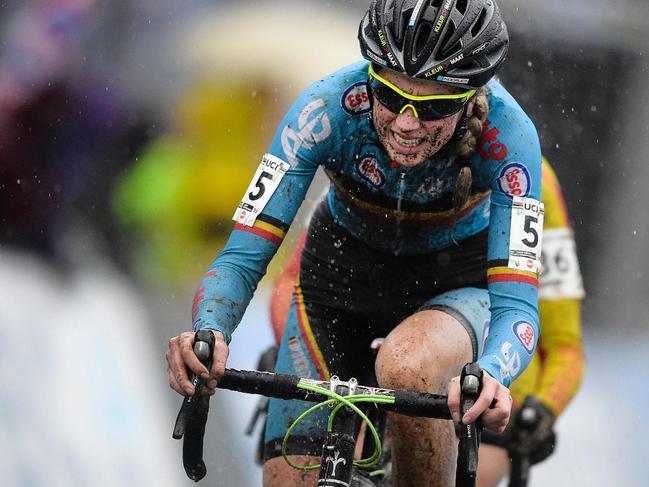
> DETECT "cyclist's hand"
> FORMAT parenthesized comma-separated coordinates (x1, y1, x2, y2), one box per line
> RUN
(507, 395, 556, 459)
(447, 370, 511, 433)
(166, 330, 229, 397)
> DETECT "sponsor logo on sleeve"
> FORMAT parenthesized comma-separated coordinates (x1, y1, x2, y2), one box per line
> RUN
(512, 320, 536, 354)
(496, 341, 521, 382)
(477, 119, 508, 161)
(281, 99, 331, 167)
(356, 155, 385, 188)
(341, 82, 371, 115)
(497, 162, 531, 197)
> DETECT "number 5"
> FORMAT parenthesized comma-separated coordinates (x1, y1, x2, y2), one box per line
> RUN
(248, 171, 273, 201)
(522, 215, 539, 247)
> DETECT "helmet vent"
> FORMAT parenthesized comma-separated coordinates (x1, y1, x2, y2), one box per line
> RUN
(471, 8, 488, 36)
(440, 22, 459, 56)
(455, 0, 468, 14)
(394, 6, 414, 42)
(463, 59, 482, 71)
(413, 21, 434, 57)
(430, 0, 443, 7)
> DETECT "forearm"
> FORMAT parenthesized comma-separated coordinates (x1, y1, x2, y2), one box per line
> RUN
(192, 229, 281, 342)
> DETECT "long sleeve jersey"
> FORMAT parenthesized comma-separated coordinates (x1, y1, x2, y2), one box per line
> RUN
(192, 60, 544, 387)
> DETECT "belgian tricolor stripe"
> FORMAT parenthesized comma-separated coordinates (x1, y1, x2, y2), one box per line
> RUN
(487, 260, 539, 287)
(233, 214, 289, 245)
(294, 277, 330, 380)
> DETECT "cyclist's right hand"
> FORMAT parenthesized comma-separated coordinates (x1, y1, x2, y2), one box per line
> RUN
(166, 330, 229, 397)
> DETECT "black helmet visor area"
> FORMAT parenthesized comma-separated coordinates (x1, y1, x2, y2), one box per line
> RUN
(359, 0, 509, 88)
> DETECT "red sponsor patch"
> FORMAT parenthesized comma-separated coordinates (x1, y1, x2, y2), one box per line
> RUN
(478, 119, 508, 161)
(497, 163, 531, 197)
(356, 155, 385, 187)
(513, 321, 535, 354)
(341, 82, 371, 115)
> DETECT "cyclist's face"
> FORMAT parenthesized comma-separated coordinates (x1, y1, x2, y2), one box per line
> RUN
(372, 69, 472, 168)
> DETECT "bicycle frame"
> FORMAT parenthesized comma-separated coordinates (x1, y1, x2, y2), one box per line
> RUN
(317, 377, 361, 486)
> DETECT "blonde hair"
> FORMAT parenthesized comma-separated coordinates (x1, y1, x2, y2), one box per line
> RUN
(452, 86, 489, 212)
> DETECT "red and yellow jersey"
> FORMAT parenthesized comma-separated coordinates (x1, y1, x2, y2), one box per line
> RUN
(508, 158, 585, 416)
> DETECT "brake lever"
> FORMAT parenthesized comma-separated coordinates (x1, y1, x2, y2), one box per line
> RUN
(456, 362, 483, 487)
(172, 329, 215, 482)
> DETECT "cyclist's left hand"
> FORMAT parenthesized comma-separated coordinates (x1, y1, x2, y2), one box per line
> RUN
(447, 370, 512, 433)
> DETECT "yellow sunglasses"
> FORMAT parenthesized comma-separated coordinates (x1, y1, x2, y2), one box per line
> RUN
(368, 64, 476, 120)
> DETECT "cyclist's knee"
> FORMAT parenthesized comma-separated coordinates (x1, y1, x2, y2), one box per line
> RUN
(375, 310, 473, 391)
(263, 455, 319, 486)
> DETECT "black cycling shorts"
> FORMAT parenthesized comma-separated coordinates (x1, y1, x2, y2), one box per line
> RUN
(263, 200, 490, 460)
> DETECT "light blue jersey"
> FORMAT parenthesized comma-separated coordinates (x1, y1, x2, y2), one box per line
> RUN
(193, 60, 543, 387)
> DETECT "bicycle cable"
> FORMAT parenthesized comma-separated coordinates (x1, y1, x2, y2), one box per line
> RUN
(281, 382, 395, 471)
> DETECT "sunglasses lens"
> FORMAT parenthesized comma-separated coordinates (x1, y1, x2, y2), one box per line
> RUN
(370, 83, 404, 112)
(417, 99, 466, 120)
(369, 80, 467, 121)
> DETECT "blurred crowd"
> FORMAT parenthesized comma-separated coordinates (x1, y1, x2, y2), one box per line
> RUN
(0, 0, 362, 286)
(0, 2, 360, 485)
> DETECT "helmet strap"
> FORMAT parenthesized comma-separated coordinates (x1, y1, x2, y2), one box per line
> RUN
(367, 80, 376, 132)
(451, 105, 469, 142)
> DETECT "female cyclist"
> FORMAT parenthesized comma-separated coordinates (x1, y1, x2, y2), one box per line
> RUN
(167, 1, 544, 485)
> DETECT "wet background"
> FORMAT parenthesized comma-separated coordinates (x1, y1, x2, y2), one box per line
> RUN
(1, 0, 647, 485)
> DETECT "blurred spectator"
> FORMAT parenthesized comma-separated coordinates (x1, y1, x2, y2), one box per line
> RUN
(113, 78, 271, 283)
(113, 3, 360, 288)
(0, 0, 152, 267)
(0, 3, 184, 486)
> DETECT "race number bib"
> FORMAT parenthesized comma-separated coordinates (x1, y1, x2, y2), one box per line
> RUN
(508, 196, 544, 274)
(232, 154, 290, 226)
(539, 228, 585, 300)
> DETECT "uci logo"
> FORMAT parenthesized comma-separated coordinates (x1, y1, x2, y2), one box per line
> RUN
(341, 82, 371, 115)
(497, 163, 530, 197)
(523, 200, 541, 214)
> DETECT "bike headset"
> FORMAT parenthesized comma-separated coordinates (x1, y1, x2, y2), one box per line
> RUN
(358, 0, 509, 144)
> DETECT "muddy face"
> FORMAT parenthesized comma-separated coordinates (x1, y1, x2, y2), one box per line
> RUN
(371, 69, 468, 168)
